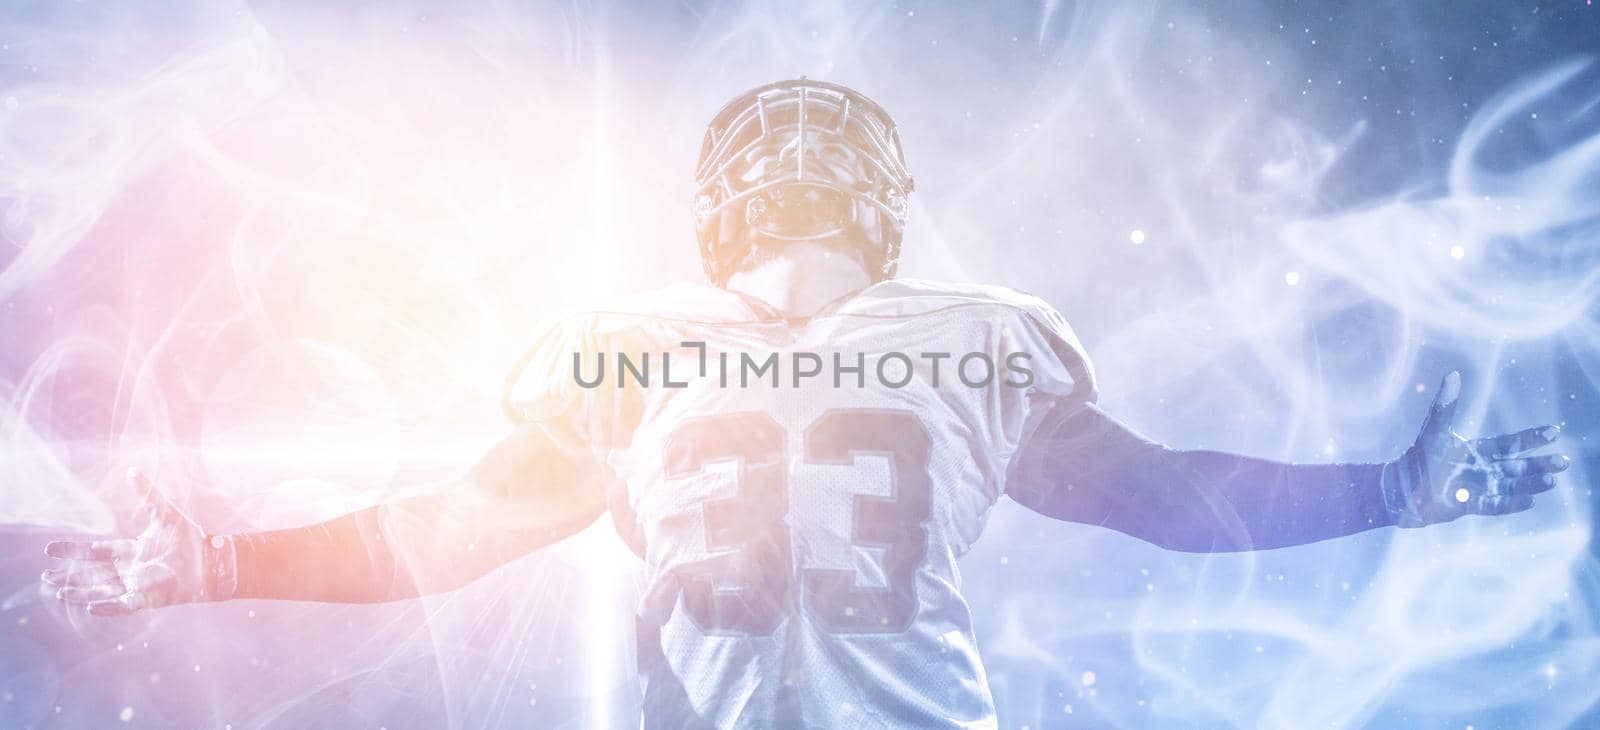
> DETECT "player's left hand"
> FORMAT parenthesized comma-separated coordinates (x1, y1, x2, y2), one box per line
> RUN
(1384, 371, 1569, 527)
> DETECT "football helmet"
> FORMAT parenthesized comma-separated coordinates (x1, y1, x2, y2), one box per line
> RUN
(693, 79, 915, 286)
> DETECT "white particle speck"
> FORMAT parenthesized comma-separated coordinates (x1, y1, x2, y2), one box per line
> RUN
(1449, 245, 1465, 260)
(1129, 229, 1146, 245)
(1284, 271, 1301, 286)
(1081, 670, 1096, 687)
(193, 664, 201, 672)
(1415, 383, 1426, 393)
(120, 707, 134, 722)
(999, 555, 1009, 565)
(1455, 488, 1471, 503)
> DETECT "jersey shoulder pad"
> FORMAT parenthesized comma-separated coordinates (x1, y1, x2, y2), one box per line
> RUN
(852, 278, 1062, 320)
(857, 278, 1096, 402)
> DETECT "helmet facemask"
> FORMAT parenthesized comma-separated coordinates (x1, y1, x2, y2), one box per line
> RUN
(694, 80, 913, 287)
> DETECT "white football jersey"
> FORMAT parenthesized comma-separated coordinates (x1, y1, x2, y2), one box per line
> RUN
(506, 278, 1095, 729)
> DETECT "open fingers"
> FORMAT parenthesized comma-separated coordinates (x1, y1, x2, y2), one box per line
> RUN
(1475, 493, 1536, 516)
(41, 562, 121, 588)
(44, 539, 132, 561)
(45, 470, 169, 563)
(1499, 473, 1559, 497)
(56, 584, 126, 604)
(1474, 425, 1561, 458)
(1495, 454, 1570, 479)
(1449, 468, 1555, 508)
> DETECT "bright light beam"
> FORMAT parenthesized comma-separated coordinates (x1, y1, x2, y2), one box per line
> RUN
(586, 9, 619, 728)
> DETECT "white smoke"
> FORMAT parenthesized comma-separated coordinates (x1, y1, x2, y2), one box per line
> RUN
(1, 1, 1594, 728)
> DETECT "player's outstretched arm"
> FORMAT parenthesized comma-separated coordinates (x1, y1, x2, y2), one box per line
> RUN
(1007, 371, 1569, 552)
(42, 422, 606, 614)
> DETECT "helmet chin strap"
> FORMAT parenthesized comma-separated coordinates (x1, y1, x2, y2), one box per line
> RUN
(743, 184, 855, 239)
(736, 185, 887, 277)
(750, 225, 852, 242)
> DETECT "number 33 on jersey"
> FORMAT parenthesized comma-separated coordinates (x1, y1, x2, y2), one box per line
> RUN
(504, 278, 1094, 729)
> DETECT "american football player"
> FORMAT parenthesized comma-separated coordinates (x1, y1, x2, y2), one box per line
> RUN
(43, 80, 1569, 728)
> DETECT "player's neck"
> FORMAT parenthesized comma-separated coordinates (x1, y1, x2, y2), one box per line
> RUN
(725, 240, 872, 319)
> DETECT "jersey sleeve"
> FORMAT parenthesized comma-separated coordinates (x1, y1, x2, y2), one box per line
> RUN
(1002, 295, 1097, 404)
(995, 295, 1098, 501)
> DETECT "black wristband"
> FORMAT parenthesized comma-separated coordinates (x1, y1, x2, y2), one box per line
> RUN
(201, 534, 237, 602)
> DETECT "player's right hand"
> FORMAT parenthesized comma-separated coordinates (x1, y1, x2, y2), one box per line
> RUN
(41, 468, 219, 615)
